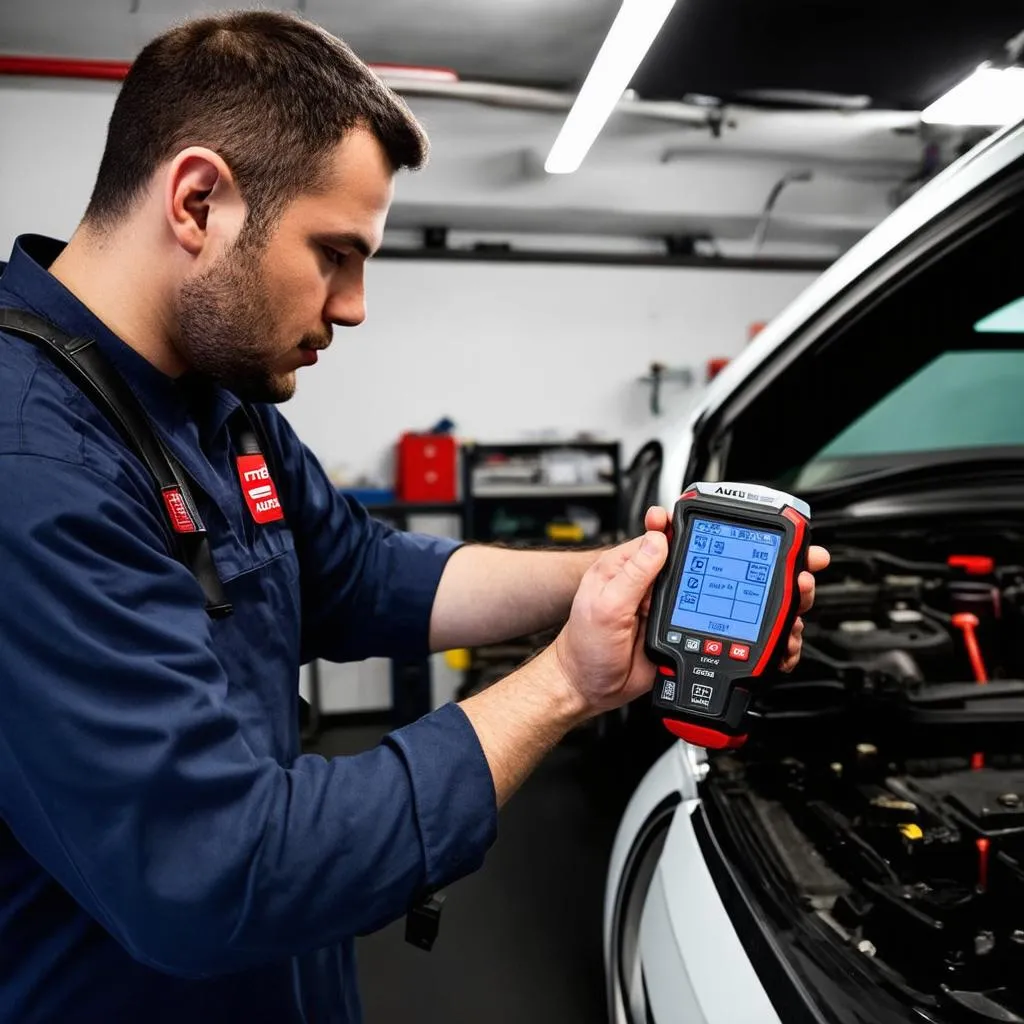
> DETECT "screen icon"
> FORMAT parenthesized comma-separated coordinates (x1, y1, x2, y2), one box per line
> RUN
(666, 630, 683, 644)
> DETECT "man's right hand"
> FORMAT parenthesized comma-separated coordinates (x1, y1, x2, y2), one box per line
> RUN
(459, 529, 668, 807)
(552, 529, 669, 719)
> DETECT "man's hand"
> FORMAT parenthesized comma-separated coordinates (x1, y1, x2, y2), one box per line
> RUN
(552, 530, 669, 717)
(461, 506, 828, 806)
(461, 530, 667, 805)
(779, 544, 830, 672)
(641, 505, 830, 675)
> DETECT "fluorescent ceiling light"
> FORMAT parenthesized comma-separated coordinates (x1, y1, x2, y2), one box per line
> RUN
(921, 63, 1024, 127)
(545, 0, 678, 174)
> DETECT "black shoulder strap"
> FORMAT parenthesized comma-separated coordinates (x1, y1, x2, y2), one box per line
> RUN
(0, 308, 233, 619)
(231, 404, 278, 476)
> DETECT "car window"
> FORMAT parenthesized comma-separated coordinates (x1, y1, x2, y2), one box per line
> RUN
(976, 295, 1024, 333)
(718, 196, 1024, 490)
(792, 345, 1024, 488)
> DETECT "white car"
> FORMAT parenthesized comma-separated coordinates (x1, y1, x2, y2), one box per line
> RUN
(606, 116, 1024, 1024)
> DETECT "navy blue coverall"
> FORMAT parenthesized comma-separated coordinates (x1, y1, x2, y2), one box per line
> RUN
(0, 236, 497, 1023)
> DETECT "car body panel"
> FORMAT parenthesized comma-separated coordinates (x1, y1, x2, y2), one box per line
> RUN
(605, 743, 780, 1023)
(603, 742, 695, 957)
(642, 803, 782, 1024)
(607, 117, 1024, 1024)
(654, 117, 1024, 510)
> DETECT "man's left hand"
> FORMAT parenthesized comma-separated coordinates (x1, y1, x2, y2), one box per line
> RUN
(642, 505, 830, 675)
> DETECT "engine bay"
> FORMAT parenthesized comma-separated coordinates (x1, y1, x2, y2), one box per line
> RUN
(706, 530, 1024, 1022)
(802, 540, 1024, 688)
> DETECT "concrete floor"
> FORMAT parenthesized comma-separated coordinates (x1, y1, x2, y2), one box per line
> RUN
(310, 717, 662, 1023)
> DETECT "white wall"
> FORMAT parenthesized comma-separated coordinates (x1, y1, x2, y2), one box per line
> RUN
(281, 258, 816, 484)
(286, 257, 814, 713)
(0, 79, 112, 248)
(0, 75, 819, 479)
(0, 76, 819, 712)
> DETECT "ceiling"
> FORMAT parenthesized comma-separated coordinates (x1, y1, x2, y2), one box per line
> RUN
(4, 0, 1021, 108)
(635, 1, 1024, 110)
(0, 0, 621, 84)
(1, 1, 1021, 257)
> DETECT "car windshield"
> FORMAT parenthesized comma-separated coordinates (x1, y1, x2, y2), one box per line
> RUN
(790, 299, 1024, 490)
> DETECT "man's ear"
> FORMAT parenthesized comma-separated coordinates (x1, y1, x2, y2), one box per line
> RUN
(164, 147, 246, 257)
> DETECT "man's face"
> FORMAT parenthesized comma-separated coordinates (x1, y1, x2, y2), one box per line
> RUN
(174, 127, 393, 402)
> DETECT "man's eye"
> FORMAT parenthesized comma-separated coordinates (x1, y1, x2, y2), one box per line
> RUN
(322, 246, 348, 266)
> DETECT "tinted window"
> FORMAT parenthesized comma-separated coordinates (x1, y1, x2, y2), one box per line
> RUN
(716, 196, 1024, 492)
(793, 346, 1024, 488)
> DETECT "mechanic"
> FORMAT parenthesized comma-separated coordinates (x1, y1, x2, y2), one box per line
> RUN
(0, 11, 827, 1024)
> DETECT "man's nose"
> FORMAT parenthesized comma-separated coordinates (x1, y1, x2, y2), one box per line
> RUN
(325, 284, 366, 329)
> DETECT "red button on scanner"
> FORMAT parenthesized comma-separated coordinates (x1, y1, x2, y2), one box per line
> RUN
(703, 639, 724, 656)
(729, 643, 750, 662)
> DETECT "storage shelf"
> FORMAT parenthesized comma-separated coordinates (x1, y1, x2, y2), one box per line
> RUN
(471, 483, 616, 498)
(456, 440, 624, 713)
(363, 501, 464, 516)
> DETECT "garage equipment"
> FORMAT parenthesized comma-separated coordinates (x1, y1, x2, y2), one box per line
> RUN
(645, 481, 810, 749)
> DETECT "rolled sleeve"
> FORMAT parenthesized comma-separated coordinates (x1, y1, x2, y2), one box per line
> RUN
(262, 410, 461, 663)
(385, 702, 498, 891)
(325, 519, 461, 662)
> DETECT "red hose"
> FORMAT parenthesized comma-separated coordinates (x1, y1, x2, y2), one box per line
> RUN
(977, 837, 990, 891)
(0, 56, 130, 81)
(952, 612, 988, 683)
(0, 55, 459, 84)
(953, 613, 988, 770)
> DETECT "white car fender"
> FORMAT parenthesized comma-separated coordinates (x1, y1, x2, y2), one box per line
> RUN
(603, 740, 702, 958)
(604, 737, 783, 1024)
(642, 803, 782, 1024)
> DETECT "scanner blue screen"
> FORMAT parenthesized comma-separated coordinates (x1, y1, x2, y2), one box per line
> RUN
(669, 517, 783, 643)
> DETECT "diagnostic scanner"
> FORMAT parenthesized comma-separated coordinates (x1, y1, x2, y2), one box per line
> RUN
(645, 482, 811, 750)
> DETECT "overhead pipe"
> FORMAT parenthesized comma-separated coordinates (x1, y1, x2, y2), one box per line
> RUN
(0, 53, 460, 83)
(752, 168, 814, 255)
(0, 55, 130, 81)
(0, 53, 712, 127)
(397, 78, 711, 126)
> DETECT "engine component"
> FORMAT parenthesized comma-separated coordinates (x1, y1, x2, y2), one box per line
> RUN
(807, 611, 953, 668)
(796, 544, 1024, 684)
(713, 751, 1024, 1022)
(908, 770, 1024, 834)
(705, 536, 1024, 1021)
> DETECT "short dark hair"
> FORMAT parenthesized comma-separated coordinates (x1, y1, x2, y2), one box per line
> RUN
(84, 10, 427, 232)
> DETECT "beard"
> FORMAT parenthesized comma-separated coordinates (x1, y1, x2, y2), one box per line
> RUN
(174, 235, 327, 404)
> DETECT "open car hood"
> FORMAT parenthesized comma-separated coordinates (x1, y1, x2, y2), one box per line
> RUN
(654, 117, 1024, 515)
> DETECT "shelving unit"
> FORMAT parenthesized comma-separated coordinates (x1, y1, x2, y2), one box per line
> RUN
(471, 482, 616, 498)
(461, 440, 622, 549)
(457, 440, 622, 700)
